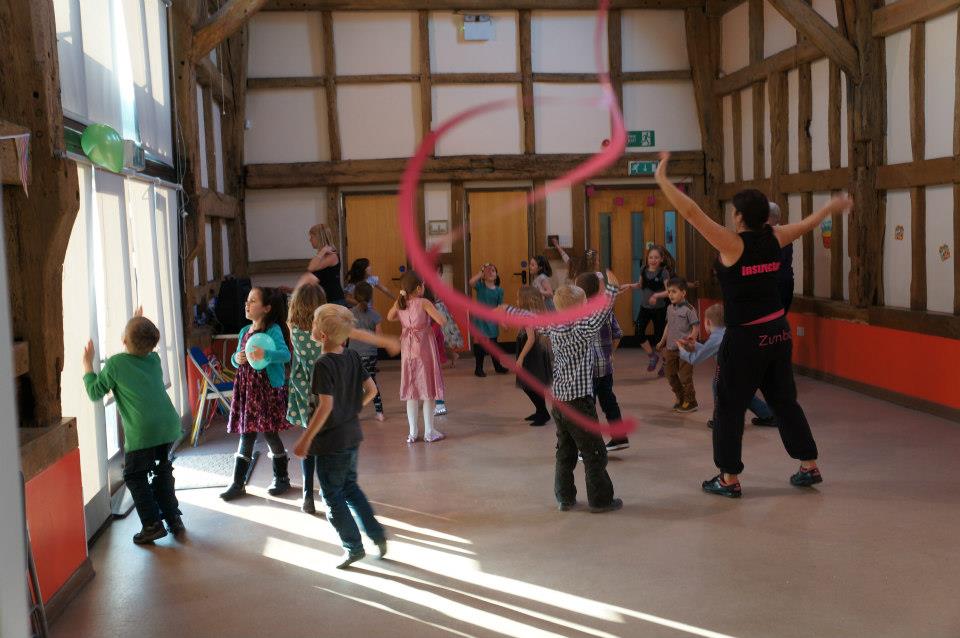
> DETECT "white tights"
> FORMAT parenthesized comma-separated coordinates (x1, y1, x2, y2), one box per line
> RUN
(405, 399, 436, 439)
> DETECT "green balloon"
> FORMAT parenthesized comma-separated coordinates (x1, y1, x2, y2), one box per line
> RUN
(80, 124, 124, 173)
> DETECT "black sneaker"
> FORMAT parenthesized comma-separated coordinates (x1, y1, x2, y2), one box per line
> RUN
(557, 501, 576, 512)
(376, 539, 388, 558)
(474, 370, 487, 378)
(589, 498, 623, 513)
(336, 550, 366, 569)
(752, 416, 777, 427)
(165, 515, 186, 537)
(133, 521, 168, 545)
(707, 419, 715, 429)
(530, 414, 550, 426)
(672, 401, 682, 411)
(702, 474, 742, 498)
(302, 493, 316, 515)
(524, 413, 539, 421)
(677, 400, 699, 413)
(494, 366, 509, 375)
(790, 466, 823, 487)
(606, 439, 629, 451)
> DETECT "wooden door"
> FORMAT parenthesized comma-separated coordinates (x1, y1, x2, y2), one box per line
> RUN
(344, 193, 406, 337)
(467, 190, 531, 343)
(588, 188, 687, 336)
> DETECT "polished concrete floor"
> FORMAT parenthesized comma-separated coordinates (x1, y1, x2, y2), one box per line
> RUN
(53, 350, 960, 638)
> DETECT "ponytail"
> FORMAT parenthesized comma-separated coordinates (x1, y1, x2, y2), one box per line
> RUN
(398, 271, 422, 311)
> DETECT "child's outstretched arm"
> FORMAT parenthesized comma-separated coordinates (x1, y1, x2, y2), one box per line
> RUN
(82, 342, 116, 401)
(350, 328, 400, 356)
(375, 281, 395, 300)
(468, 268, 484, 287)
(386, 298, 401, 322)
(551, 237, 570, 264)
(294, 395, 333, 457)
(360, 377, 378, 407)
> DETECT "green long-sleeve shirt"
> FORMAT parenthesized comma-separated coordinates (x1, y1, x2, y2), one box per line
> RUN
(83, 352, 182, 453)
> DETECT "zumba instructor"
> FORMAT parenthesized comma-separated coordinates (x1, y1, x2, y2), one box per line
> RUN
(654, 152, 853, 497)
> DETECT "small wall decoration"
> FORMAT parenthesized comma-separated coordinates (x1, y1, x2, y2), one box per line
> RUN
(586, 185, 596, 197)
(939, 244, 951, 261)
(646, 240, 654, 250)
(614, 196, 624, 207)
(820, 218, 832, 249)
(895, 225, 904, 241)
(646, 194, 656, 206)
(428, 220, 449, 236)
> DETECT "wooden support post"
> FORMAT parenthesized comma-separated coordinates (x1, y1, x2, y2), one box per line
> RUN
(767, 0, 860, 81)
(749, 0, 765, 180)
(322, 11, 341, 161)
(451, 182, 466, 292)
(799, 59, 814, 296)
(909, 22, 926, 311)
(533, 179, 548, 253)
(608, 9, 624, 112)
(769, 72, 789, 220)
(191, 0, 269, 61)
(572, 183, 586, 253)
(327, 187, 342, 255)
(828, 61, 844, 299)
(418, 11, 432, 151)
(519, 10, 535, 155)
(732, 91, 743, 182)
(955, 12, 960, 314)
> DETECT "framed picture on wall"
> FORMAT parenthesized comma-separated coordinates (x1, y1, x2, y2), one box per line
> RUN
(547, 234, 559, 249)
(428, 220, 449, 236)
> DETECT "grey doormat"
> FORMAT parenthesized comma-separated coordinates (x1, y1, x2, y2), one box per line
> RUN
(173, 450, 261, 490)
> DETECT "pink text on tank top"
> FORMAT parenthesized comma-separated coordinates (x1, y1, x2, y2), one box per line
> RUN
(741, 261, 781, 276)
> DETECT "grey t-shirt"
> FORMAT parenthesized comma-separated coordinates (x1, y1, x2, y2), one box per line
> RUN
(346, 306, 381, 358)
(307, 349, 370, 456)
(665, 301, 699, 351)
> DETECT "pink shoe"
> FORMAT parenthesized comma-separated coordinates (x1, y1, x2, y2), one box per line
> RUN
(406, 435, 420, 444)
(376, 412, 386, 422)
(424, 431, 446, 443)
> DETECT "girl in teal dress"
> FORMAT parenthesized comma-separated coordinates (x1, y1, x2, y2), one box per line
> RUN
(469, 263, 508, 377)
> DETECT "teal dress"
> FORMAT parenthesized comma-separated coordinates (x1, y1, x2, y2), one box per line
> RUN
(286, 326, 323, 427)
(472, 281, 504, 339)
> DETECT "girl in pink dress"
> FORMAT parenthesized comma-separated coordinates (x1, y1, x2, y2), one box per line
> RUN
(387, 272, 447, 443)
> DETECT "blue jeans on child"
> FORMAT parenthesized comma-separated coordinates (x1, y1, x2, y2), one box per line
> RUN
(316, 447, 385, 553)
(712, 376, 773, 419)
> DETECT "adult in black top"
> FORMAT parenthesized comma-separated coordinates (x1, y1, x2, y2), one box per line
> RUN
(655, 152, 852, 497)
(297, 224, 347, 304)
(768, 203, 796, 313)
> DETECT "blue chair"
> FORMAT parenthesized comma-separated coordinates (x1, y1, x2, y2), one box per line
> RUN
(188, 347, 234, 446)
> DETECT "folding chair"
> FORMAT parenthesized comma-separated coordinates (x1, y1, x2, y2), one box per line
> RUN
(188, 347, 234, 447)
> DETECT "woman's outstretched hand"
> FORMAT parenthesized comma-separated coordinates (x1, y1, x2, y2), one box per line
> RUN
(655, 151, 671, 183)
(826, 193, 854, 216)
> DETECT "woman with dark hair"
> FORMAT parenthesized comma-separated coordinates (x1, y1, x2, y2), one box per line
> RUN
(343, 257, 395, 306)
(529, 255, 555, 310)
(654, 152, 852, 498)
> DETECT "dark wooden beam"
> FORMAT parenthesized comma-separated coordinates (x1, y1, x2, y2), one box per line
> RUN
(247, 76, 326, 89)
(829, 61, 845, 300)
(608, 9, 624, 112)
(0, 120, 29, 187)
(451, 182, 466, 293)
(719, 178, 772, 199)
(955, 12, 960, 315)
(520, 10, 535, 155)
(336, 73, 420, 83)
(732, 90, 743, 182)
(621, 70, 693, 81)
(767, 0, 860, 82)
(875, 157, 954, 189)
(265, 0, 702, 9)
(418, 10, 432, 151)
(872, 0, 960, 37)
(196, 56, 234, 107)
(706, 0, 747, 15)
(910, 23, 926, 311)
(715, 41, 822, 95)
(321, 11, 341, 161)
(245, 151, 706, 188)
(192, 0, 269, 61)
(572, 183, 586, 253)
(197, 189, 239, 219)
(248, 258, 310, 275)
(769, 71, 789, 218)
(433, 72, 523, 84)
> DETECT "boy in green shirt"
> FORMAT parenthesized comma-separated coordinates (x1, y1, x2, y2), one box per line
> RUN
(83, 309, 183, 545)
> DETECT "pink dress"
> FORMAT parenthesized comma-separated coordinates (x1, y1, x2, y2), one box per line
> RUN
(399, 298, 445, 401)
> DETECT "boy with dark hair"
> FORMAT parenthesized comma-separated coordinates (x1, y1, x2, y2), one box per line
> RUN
(82, 309, 183, 545)
(657, 277, 700, 413)
(294, 303, 388, 569)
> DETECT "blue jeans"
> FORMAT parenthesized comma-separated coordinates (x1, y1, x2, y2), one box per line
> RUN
(712, 376, 773, 419)
(316, 447, 385, 553)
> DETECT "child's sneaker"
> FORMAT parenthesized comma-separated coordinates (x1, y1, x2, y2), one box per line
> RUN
(672, 401, 682, 411)
(752, 416, 776, 427)
(424, 431, 446, 443)
(133, 521, 168, 545)
(337, 550, 366, 569)
(606, 439, 629, 451)
(375, 412, 386, 422)
(677, 400, 698, 413)
(405, 435, 420, 444)
(589, 498, 623, 513)
(790, 466, 823, 487)
(376, 539, 388, 558)
(646, 354, 659, 372)
(558, 500, 576, 512)
(702, 474, 742, 498)
(434, 404, 448, 416)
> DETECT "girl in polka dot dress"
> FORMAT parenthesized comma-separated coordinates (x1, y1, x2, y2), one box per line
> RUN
(287, 283, 401, 515)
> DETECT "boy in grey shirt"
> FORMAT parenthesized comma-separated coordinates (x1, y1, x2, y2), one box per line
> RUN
(656, 277, 700, 413)
(346, 282, 385, 421)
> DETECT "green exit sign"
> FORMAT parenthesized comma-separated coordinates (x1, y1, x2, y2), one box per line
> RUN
(627, 130, 655, 147)
(627, 160, 659, 176)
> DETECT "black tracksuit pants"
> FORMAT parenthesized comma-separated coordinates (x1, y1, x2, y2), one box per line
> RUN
(714, 317, 817, 474)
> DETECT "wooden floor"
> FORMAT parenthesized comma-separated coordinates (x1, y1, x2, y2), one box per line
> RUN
(52, 350, 960, 638)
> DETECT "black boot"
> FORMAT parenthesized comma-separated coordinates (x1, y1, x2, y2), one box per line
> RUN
(268, 454, 291, 496)
(219, 455, 251, 501)
(302, 490, 316, 514)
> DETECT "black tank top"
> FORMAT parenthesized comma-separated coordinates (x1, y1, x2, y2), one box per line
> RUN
(715, 228, 784, 326)
(313, 264, 345, 302)
(641, 267, 668, 308)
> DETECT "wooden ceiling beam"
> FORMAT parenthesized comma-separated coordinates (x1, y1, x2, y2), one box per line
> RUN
(873, 0, 960, 37)
(264, 0, 702, 9)
(766, 0, 860, 82)
(714, 40, 821, 95)
(192, 0, 269, 61)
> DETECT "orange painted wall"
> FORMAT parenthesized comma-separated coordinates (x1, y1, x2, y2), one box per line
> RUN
(698, 298, 960, 410)
(24, 449, 88, 603)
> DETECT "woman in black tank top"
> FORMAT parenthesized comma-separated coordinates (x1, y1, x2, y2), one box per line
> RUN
(655, 152, 853, 498)
(297, 224, 347, 305)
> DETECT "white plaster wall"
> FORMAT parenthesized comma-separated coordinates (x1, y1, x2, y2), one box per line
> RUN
(433, 84, 522, 155)
(788, 193, 803, 284)
(724, 200, 735, 229)
(721, 2, 750, 74)
(740, 86, 755, 180)
(244, 89, 329, 163)
(885, 29, 912, 165)
(812, 191, 831, 298)
(338, 84, 419, 160)
(925, 185, 955, 313)
(430, 11, 518, 73)
(532, 11, 607, 73)
(810, 58, 830, 171)
(212, 103, 225, 193)
(763, 82, 772, 177)
(924, 11, 958, 160)
(622, 82, 702, 150)
(221, 222, 230, 276)
(245, 188, 327, 262)
(205, 222, 214, 282)
(812, 0, 839, 26)
(535, 83, 610, 153)
(621, 10, 689, 71)
(425, 182, 452, 253)
(788, 69, 799, 173)
(883, 189, 912, 308)
(333, 12, 417, 75)
(547, 185, 573, 246)
(248, 12, 323, 77)
(722, 94, 735, 181)
(763, 1, 797, 58)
